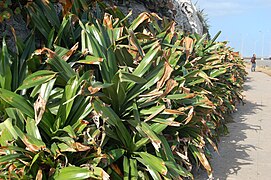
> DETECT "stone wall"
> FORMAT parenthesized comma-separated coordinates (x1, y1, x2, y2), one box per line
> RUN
(108, 0, 206, 35)
(172, 0, 204, 34)
(0, 0, 207, 51)
(0, 14, 29, 52)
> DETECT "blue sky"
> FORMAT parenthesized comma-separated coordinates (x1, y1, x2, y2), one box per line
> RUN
(193, 0, 271, 58)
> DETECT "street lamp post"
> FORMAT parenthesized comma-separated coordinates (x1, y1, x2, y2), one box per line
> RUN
(241, 33, 248, 57)
(260, 31, 265, 60)
(241, 35, 244, 57)
(254, 40, 257, 54)
(262, 33, 265, 60)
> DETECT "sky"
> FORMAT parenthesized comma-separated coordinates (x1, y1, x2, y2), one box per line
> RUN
(192, 0, 271, 58)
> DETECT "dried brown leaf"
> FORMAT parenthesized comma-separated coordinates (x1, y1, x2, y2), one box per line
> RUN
(139, 90, 163, 97)
(198, 148, 213, 176)
(110, 163, 123, 177)
(8, 164, 16, 177)
(80, 119, 90, 125)
(101, 168, 110, 180)
(23, 137, 45, 152)
(41, 0, 49, 4)
(35, 169, 43, 180)
(157, 61, 173, 90)
(49, 168, 56, 177)
(181, 86, 191, 94)
(161, 79, 178, 97)
(103, 13, 113, 29)
(131, 12, 150, 30)
(184, 106, 194, 125)
(35, 47, 55, 59)
(164, 109, 185, 115)
(62, 42, 79, 61)
(150, 12, 162, 20)
(34, 95, 46, 125)
(74, 142, 90, 152)
(59, 0, 73, 16)
(145, 105, 166, 122)
(88, 86, 101, 95)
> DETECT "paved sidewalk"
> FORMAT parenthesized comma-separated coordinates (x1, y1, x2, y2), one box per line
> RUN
(196, 69, 271, 180)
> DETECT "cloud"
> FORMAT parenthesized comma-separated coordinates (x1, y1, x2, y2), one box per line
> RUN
(193, 0, 271, 17)
(193, 0, 246, 16)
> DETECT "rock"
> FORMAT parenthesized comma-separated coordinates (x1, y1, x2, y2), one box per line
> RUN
(103, 0, 206, 35)
(103, 0, 150, 21)
(0, 14, 30, 52)
(0, 0, 207, 53)
(172, 0, 204, 34)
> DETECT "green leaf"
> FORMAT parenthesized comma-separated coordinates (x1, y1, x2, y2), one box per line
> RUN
(57, 76, 79, 127)
(54, 15, 70, 45)
(159, 135, 175, 163)
(36, 0, 60, 29)
(129, 31, 145, 57)
(77, 55, 103, 65)
(93, 99, 133, 149)
(139, 122, 162, 151)
(26, 118, 42, 140)
(5, 108, 26, 129)
(126, 62, 164, 103)
(47, 54, 76, 82)
(47, 27, 55, 49)
(0, 154, 24, 163)
(129, 158, 138, 180)
(54, 167, 97, 180)
(119, 71, 147, 84)
(135, 157, 162, 180)
(1, 118, 19, 140)
(0, 38, 12, 90)
(165, 161, 193, 178)
(123, 156, 130, 180)
(0, 88, 34, 118)
(133, 46, 160, 77)
(134, 152, 167, 176)
(194, 33, 207, 50)
(63, 125, 76, 138)
(17, 70, 57, 90)
(40, 78, 56, 101)
(210, 68, 227, 78)
(210, 30, 221, 44)
(30, 152, 40, 169)
(133, 102, 140, 122)
(26, 3, 51, 38)
(129, 12, 150, 31)
(51, 142, 59, 157)
(104, 148, 126, 167)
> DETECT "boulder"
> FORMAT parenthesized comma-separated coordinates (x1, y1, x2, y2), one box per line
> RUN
(105, 0, 206, 35)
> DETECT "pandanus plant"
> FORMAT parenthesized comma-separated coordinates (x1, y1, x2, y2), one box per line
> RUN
(0, 0, 246, 179)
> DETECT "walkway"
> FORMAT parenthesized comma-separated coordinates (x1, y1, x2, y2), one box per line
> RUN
(196, 69, 271, 179)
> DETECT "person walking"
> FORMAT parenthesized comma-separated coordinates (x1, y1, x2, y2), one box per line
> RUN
(251, 54, 256, 72)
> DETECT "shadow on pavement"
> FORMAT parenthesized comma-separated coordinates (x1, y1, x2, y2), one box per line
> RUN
(243, 77, 253, 91)
(194, 98, 263, 180)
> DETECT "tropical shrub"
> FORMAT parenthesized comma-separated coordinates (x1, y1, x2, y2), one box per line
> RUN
(0, 1, 246, 179)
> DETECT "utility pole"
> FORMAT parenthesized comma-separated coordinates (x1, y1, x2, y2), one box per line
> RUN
(262, 33, 265, 60)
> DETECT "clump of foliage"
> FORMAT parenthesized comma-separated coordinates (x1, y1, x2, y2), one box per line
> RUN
(0, 1, 246, 179)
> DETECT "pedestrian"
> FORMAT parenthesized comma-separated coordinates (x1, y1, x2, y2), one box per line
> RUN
(251, 54, 256, 72)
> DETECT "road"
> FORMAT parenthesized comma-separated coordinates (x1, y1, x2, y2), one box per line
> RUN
(244, 59, 271, 67)
(195, 69, 271, 179)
